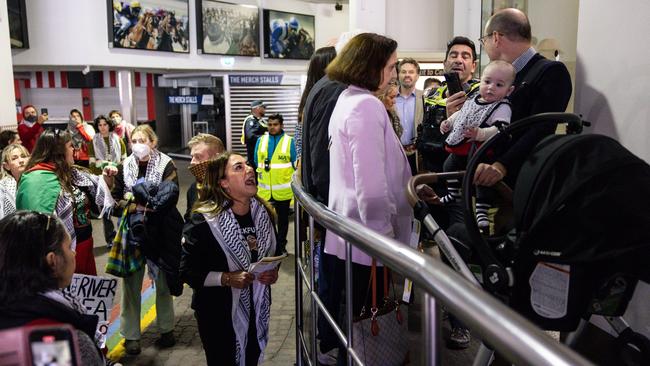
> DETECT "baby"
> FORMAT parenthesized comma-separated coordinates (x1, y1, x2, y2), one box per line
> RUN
(439, 60, 516, 231)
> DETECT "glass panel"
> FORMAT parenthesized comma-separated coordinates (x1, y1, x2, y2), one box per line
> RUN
(188, 78, 227, 145)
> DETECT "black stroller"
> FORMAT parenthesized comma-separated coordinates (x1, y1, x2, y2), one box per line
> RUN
(407, 113, 650, 365)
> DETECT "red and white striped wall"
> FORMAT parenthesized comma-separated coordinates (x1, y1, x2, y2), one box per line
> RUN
(14, 70, 157, 124)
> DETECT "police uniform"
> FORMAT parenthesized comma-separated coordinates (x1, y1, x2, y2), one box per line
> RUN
(418, 79, 480, 173)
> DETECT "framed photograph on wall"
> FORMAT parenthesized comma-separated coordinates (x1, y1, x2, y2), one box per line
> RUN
(107, 0, 190, 53)
(197, 1, 260, 56)
(8, 0, 29, 49)
(262, 9, 315, 60)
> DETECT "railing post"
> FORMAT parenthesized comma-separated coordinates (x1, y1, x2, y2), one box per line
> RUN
(423, 293, 440, 366)
(294, 200, 303, 366)
(345, 241, 354, 365)
(309, 216, 318, 366)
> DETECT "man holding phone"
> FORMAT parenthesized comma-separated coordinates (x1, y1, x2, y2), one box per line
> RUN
(420, 37, 480, 173)
(17, 105, 47, 152)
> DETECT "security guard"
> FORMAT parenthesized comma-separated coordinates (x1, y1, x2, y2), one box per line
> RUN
(241, 99, 268, 168)
(254, 113, 296, 254)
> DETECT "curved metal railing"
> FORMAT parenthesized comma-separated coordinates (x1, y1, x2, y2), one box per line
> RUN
(292, 175, 593, 366)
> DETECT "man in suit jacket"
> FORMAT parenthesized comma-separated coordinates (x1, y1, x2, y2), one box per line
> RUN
(396, 58, 424, 175)
(471, 7, 572, 187)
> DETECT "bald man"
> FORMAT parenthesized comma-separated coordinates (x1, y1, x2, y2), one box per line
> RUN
(472, 8, 572, 187)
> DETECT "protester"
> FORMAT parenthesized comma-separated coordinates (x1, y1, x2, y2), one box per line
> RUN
(16, 129, 116, 275)
(186, 133, 225, 220)
(0, 211, 105, 365)
(0, 144, 29, 219)
(17, 105, 47, 152)
(0, 130, 21, 151)
(111, 124, 182, 355)
(109, 110, 135, 153)
(67, 109, 94, 167)
(182, 152, 280, 366)
(376, 80, 402, 138)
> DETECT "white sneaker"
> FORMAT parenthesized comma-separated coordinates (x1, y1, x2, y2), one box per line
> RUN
(317, 348, 338, 365)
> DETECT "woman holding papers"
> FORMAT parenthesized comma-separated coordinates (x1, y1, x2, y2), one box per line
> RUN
(181, 152, 280, 366)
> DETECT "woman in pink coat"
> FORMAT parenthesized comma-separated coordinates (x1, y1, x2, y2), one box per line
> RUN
(324, 33, 413, 319)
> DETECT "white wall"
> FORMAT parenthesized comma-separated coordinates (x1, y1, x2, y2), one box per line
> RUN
(386, 0, 452, 55)
(11, 0, 348, 72)
(0, 4, 17, 126)
(574, 0, 650, 163)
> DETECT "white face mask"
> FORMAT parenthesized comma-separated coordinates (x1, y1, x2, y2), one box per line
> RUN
(132, 143, 151, 160)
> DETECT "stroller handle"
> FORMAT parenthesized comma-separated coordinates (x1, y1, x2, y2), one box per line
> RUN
(406, 171, 513, 209)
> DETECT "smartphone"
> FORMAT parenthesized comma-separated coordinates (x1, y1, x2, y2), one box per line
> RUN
(28, 326, 79, 366)
(40, 108, 48, 115)
(443, 72, 463, 97)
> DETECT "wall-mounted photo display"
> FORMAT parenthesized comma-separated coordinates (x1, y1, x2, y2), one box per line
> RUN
(262, 9, 315, 60)
(197, 1, 260, 56)
(8, 0, 29, 49)
(108, 0, 190, 53)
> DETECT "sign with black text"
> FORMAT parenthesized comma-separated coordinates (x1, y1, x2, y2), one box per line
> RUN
(63, 274, 117, 324)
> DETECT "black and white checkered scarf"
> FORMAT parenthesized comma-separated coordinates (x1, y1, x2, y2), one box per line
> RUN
(203, 199, 276, 366)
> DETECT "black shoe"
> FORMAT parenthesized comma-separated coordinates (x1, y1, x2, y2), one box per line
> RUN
(155, 331, 176, 348)
(125, 339, 141, 355)
(447, 327, 470, 350)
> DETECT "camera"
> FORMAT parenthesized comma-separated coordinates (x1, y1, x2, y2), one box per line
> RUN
(335, 2, 343, 11)
(0, 324, 81, 366)
(264, 158, 271, 172)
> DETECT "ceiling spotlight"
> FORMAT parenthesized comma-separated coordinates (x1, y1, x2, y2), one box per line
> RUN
(335, 2, 343, 11)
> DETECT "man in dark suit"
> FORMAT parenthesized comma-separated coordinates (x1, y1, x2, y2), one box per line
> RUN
(467, 8, 572, 187)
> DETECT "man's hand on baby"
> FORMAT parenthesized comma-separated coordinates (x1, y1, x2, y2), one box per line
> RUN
(463, 127, 479, 141)
(440, 120, 451, 133)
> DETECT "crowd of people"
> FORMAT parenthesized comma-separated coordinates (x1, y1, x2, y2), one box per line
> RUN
(0, 7, 573, 366)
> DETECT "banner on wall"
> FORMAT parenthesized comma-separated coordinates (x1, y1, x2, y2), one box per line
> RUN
(228, 74, 284, 86)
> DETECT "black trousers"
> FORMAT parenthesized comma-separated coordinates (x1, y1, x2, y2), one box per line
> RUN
(270, 199, 290, 254)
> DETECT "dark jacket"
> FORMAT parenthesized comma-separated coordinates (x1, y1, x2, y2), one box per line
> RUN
(185, 181, 198, 222)
(497, 53, 572, 186)
(301, 76, 347, 205)
(0, 295, 103, 365)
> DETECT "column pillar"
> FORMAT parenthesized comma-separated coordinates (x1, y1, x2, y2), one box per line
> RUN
(117, 70, 136, 124)
(0, 5, 18, 126)
(348, 0, 386, 34)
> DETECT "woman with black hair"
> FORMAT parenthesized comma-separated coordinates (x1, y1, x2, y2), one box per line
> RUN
(67, 109, 94, 167)
(88, 115, 127, 175)
(0, 211, 105, 365)
(16, 129, 117, 275)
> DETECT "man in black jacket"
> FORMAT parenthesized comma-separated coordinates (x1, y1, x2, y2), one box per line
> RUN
(471, 8, 572, 187)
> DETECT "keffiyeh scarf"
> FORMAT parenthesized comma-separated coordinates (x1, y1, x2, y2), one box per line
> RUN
(204, 199, 276, 366)
(0, 176, 17, 220)
(92, 133, 123, 164)
(122, 150, 171, 194)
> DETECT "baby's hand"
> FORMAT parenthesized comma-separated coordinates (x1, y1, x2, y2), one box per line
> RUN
(440, 120, 451, 133)
(463, 127, 479, 141)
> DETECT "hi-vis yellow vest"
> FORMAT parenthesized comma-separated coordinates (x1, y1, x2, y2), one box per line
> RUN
(256, 133, 295, 201)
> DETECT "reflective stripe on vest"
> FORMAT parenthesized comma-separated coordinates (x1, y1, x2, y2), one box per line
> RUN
(256, 133, 294, 201)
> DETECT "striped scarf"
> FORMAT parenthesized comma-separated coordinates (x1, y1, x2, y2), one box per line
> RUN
(92, 132, 123, 164)
(0, 176, 17, 220)
(55, 168, 115, 250)
(203, 199, 276, 366)
(122, 150, 171, 194)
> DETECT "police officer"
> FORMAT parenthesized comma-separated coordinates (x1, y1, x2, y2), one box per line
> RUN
(241, 100, 268, 168)
(419, 36, 481, 173)
(254, 113, 296, 254)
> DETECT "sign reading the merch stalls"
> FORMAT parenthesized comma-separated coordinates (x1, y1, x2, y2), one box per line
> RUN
(229, 74, 284, 86)
(168, 95, 199, 104)
(63, 274, 118, 337)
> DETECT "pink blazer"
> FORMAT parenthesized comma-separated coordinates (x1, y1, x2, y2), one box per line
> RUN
(325, 85, 413, 266)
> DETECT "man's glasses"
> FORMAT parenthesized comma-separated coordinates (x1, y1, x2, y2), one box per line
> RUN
(478, 34, 494, 46)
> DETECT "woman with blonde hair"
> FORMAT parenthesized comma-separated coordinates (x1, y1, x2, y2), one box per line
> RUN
(182, 152, 280, 366)
(111, 124, 183, 355)
(0, 143, 29, 219)
(376, 80, 403, 138)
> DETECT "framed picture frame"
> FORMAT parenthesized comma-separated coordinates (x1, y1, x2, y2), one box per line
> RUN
(8, 0, 29, 49)
(107, 0, 190, 53)
(262, 9, 315, 60)
(197, 0, 260, 56)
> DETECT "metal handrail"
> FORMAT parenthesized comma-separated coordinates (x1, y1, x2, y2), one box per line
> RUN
(292, 176, 593, 366)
